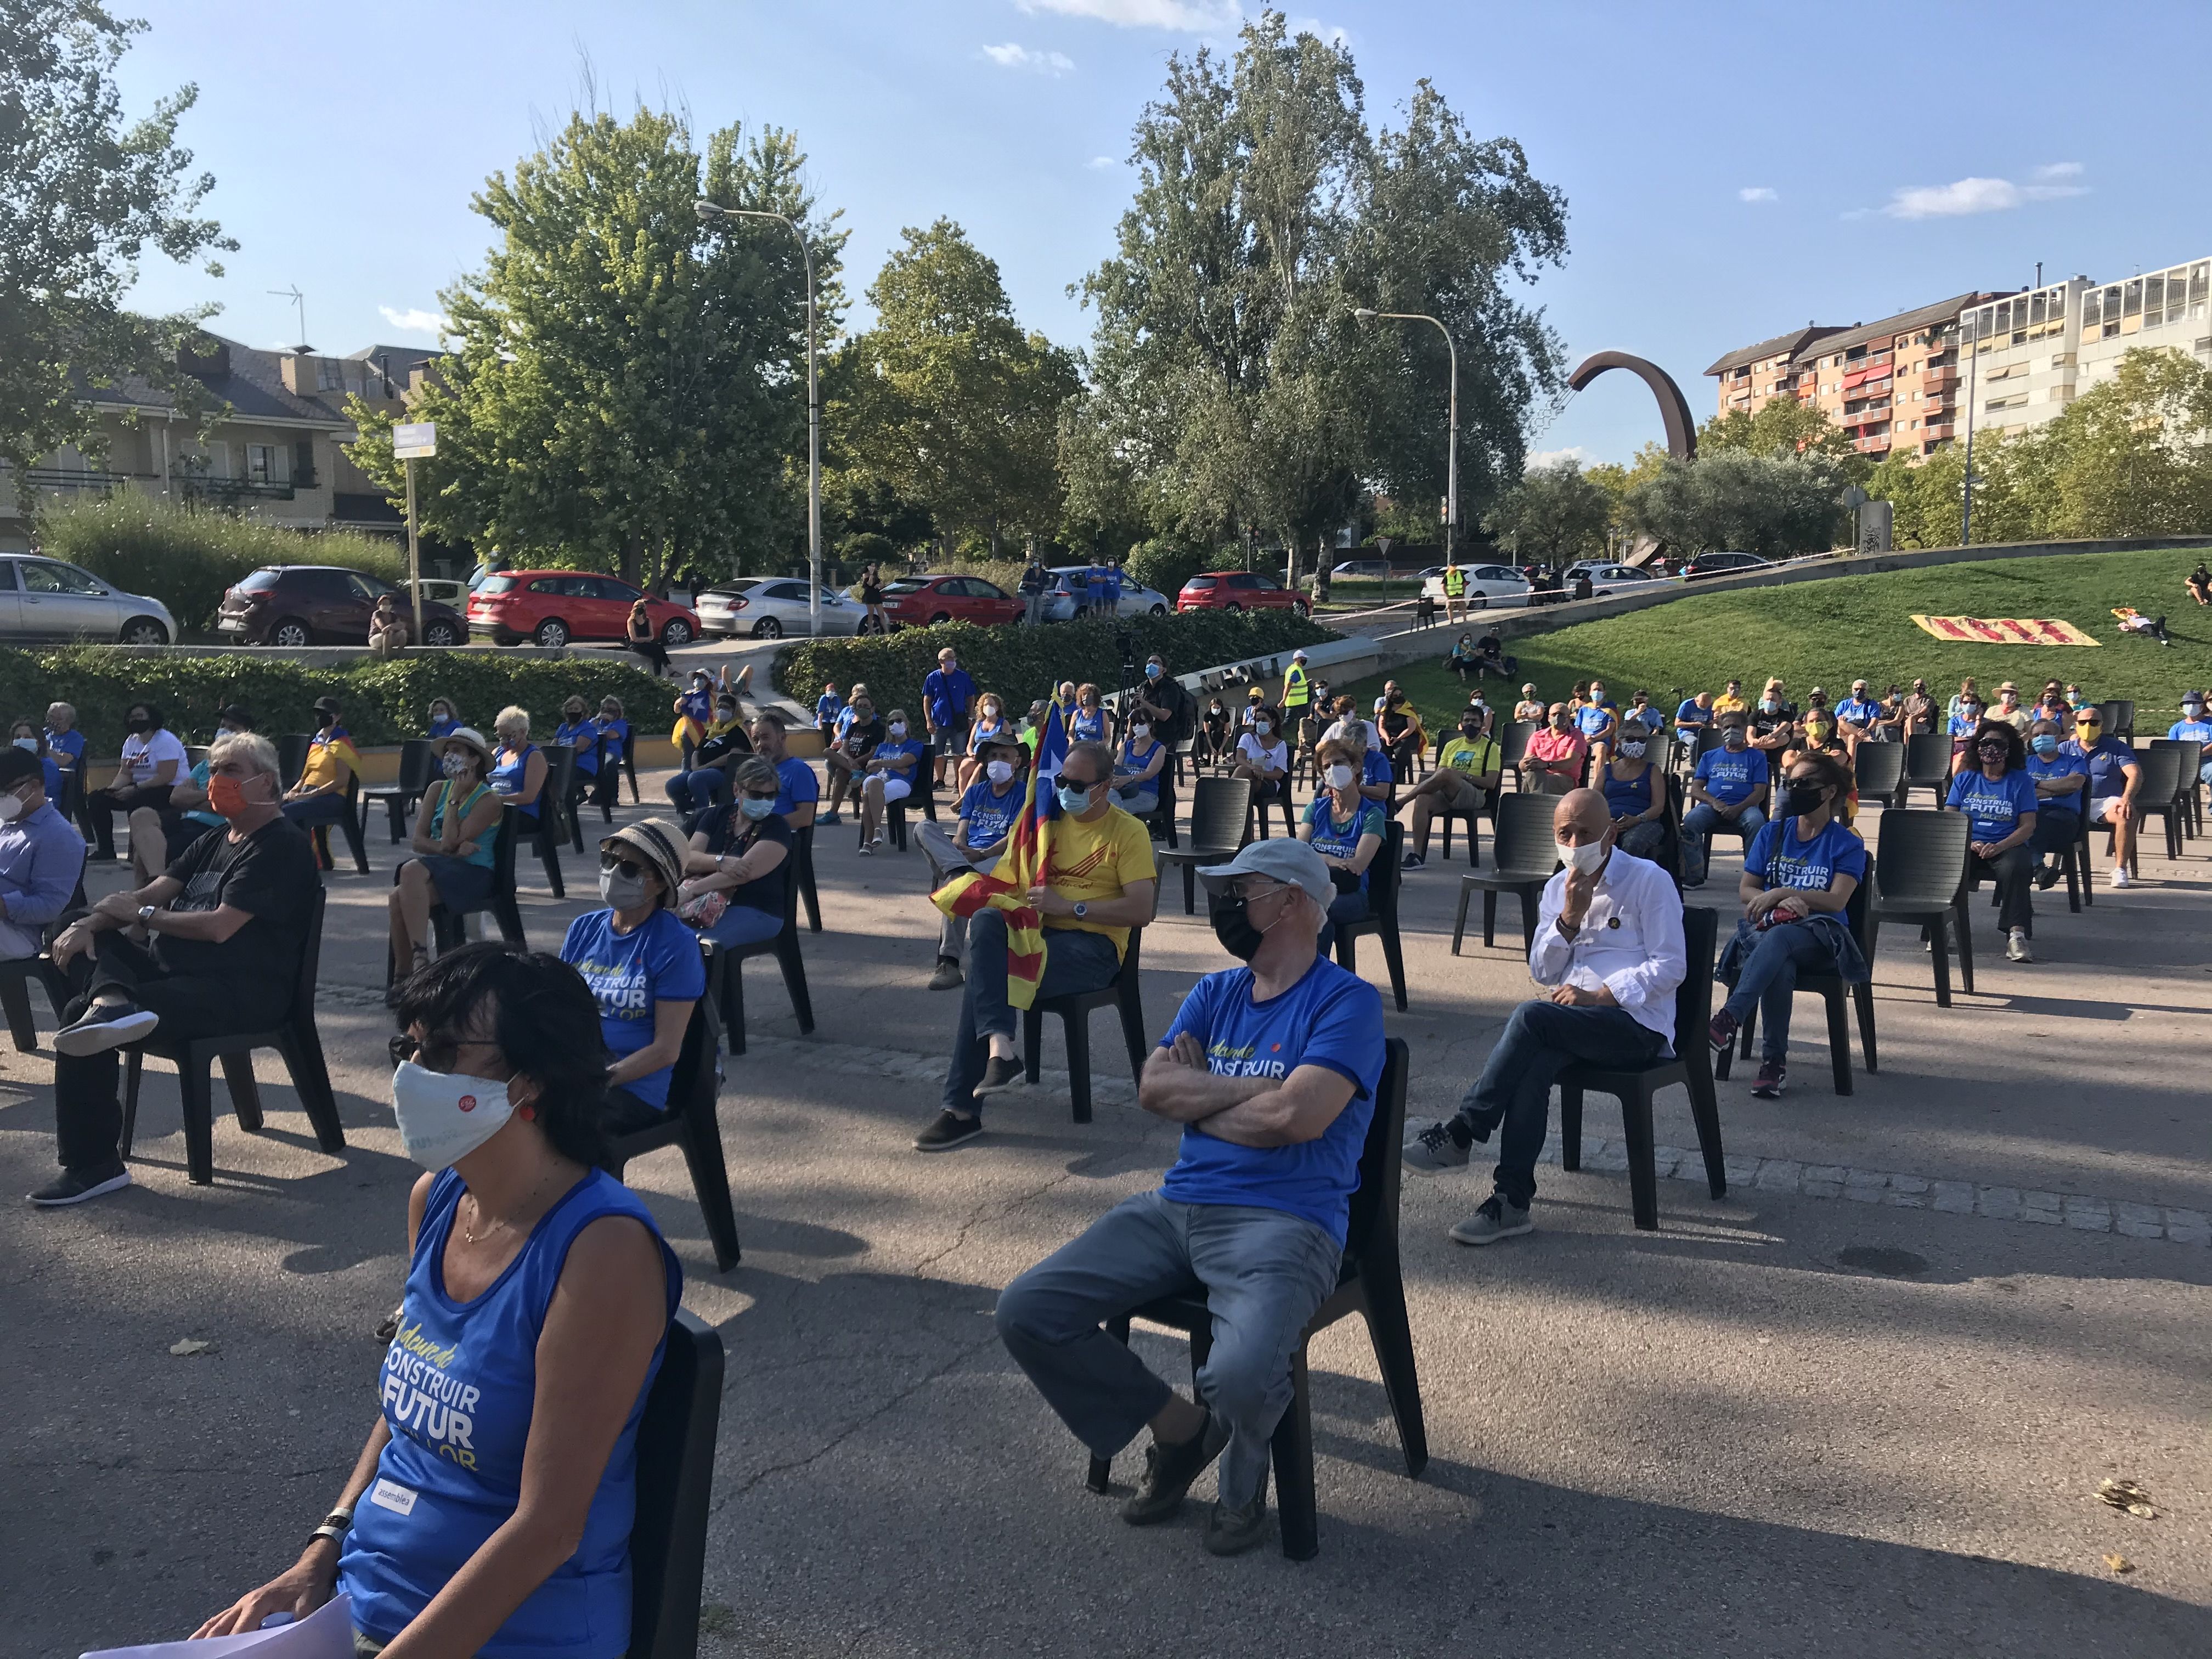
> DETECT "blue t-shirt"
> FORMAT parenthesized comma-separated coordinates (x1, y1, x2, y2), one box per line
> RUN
(2061, 735, 2137, 802)
(772, 755, 820, 818)
(967, 718, 1014, 755)
(181, 758, 223, 828)
(339, 1167, 680, 1659)
(1694, 745, 1765, 807)
(834, 705, 862, 740)
(1946, 768, 2040, 843)
(2166, 717, 2212, 743)
(593, 718, 629, 763)
(1601, 763, 1656, 820)
(44, 727, 85, 772)
(1948, 710, 1985, 738)
(427, 715, 459, 740)
(1835, 696, 1882, 729)
(815, 692, 843, 726)
(1302, 795, 1386, 895)
(922, 667, 977, 727)
(489, 743, 539, 821)
(1575, 702, 1616, 740)
(560, 908, 708, 1111)
(554, 719, 600, 776)
(956, 778, 1024, 850)
(1070, 706, 1108, 743)
(1674, 699, 1712, 729)
(874, 737, 929, 784)
(2025, 751, 2083, 813)
(1361, 748, 1393, 788)
(1157, 956, 1386, 1244)
(1745, 816, 1868, 893)
(1115, 737, 1164, 790)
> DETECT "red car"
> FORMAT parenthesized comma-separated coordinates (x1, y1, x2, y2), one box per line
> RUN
(869, 574, 1024, 633)
(1176, 571, 1310, 616)
(469, 570, 699, 649)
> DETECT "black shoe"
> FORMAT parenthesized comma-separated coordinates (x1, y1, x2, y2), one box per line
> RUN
(1203, 1492, 1271, 1556)
(971, 1054, 1026, 1098)
(2034, 862, 2059, 891)
(53, 1001, 158, 1057)
(913, 1110, 984, 1153)
(27, 1165, 132, 1206)
(927, 958, 964, 990)
(1120, 1413, 1224, 1525)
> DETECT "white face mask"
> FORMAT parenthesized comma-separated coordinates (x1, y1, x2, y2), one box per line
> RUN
(1253, 721, 1271, 736)
(1556, 837, 1607, 874)
(1326, 762, 1356, 789)
(986, 759, 1015, 785)
(888, 722, 907, 738)
(0, 790, 22, 824)
(1129, 724, 1149, 741)
(1618, 740, 1647, 758)
(390, 1060, 515, 1169)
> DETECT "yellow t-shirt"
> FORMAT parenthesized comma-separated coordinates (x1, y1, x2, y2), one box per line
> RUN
(1712, 693, 1748, 715)
(296, 732, 360, 793)
(1437, 736, 1500, 777)
(1041, 805, 1158, 959)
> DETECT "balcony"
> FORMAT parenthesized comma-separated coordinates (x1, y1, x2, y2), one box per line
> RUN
(14, 466, 159, 494)
(1853, 435, 1893, 454)
(178, 476, 297, 505)
(1923, 422, 1955, 439)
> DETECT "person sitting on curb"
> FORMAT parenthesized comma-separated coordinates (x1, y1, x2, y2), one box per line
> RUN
(2065, 704, 2142, 889)
(913, 741, 1155, 1152)
(1401, 788, 1685, 1245)
(1399, 709, 1502, 868)
(1679, 717, 1770, 888)
(367, 592, 410, 656)
(919, 732, 1029, 990)
(1707, 751, 1869, 1098)
(856, 709, 928, 854)
(2024, 718, 2086, 890)
(1947, 722, 2040, 961)
(994, 837, 1381, 1556)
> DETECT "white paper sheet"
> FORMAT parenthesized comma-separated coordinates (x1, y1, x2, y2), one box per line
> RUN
(80, 1592, 354, 1659)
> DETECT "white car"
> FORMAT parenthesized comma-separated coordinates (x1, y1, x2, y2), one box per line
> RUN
(1041, 566, 1171, 622)
(1419, 563, 1534, 610)
(0, 555, 177, 644)
(696, 578, 862, 638)
(1562, 562, 1667, 585)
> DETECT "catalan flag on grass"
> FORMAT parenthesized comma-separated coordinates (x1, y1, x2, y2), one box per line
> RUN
(930, 693, 1070, 1011)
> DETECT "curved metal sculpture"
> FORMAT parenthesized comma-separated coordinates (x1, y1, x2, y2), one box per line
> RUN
(1567, 352, 1697, 460)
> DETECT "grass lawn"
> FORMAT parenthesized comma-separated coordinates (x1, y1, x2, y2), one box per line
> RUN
(1336, 545, 2212, 735)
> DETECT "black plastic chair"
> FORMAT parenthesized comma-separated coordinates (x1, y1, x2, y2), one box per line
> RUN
(1869, 808, 1973, 1005)
(708, 867, 814, 1056)
(610, 990, 740, 1272)
(1452, 791, 1560, 953)
(359, 738, 437, 843)
(1850, 739, 1905, 810)
(120, 885, 344, 1186)
(0, 953, 72, 1052)
(274, 733, 312, 791)
(1331, 821, 1408, 1011)
(526, 746, 575, 897)
(1499, 720, 1539, 780)
(627, 1310, 725, 1659)
(2097, 699, 2136, 742)
(1245, 773, 1296, 840)
(2127, 742, 2186, 869)
(1715, 874, 1877, 1094)
(308, 772, 370, 875)
(2160, 738, 2205, 838)
(1156, 776, 1251, 914)
(1023, 926, 1149, 1125)
(424, 800, 527, 952)
(792, 825, 821, 933)
(1558, 905, 1726, 1230)
(1140, 761, 1179, 850)
(1081, 1037, 1424, 1560)
(878, 773, 936, 853)
(1899, 733, 1951, 808)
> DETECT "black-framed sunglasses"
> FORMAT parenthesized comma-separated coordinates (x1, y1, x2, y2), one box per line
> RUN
(739, 789, 778, 804)
(600, 852, 647, 879)
(390, 1030, 499, 1073)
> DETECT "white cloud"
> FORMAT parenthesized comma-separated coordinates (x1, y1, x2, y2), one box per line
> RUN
(981, 41, 1075, 74)
(1017, 0, 1239, 28)
(1527, 445, 1595, 472)
(1880, 169, 2089, 219)
(379, 304, 451, 336)
(1738, 186, 1778, 204)
(2033, 161, 2084, 180)
(1086, 155, 1119, 170)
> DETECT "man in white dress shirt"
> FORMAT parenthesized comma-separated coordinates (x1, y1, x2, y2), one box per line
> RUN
(1401, 787, 1686, 1243)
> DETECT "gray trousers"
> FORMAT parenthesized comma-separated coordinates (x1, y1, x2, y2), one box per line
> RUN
(917, 820, 995, 963)
(996, 1190, 1341, 1507)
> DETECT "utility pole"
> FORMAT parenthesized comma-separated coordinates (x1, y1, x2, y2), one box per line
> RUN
(1960, 315, 1980, 548)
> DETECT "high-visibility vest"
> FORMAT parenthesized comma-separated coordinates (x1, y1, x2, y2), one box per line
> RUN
(1283, 664, 1310, 708)
(1442, 567, 1466, 596)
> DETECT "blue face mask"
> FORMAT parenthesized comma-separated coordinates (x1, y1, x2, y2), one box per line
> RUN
(739, 797, 775, 821)
(1146, 662, 1163, 680)
(1056, 781, 1095, 814)
(2030, 735, 2059, 757)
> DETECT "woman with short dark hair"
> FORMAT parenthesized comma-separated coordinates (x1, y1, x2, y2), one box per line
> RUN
(1298, 736, 1384, 953)
(86, 699, 185, 861)
(1946, 719, 2039, 962)
(1601, 718, 1671, 861)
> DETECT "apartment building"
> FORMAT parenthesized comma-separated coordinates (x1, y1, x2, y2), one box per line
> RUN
(1704, 326, 1844, 419)
(0, 335, 443, 551)
(1794, 293, 1998, 461)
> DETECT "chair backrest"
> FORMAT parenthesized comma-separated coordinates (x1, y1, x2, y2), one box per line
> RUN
(1492, 789, 1563, 879)
(1367, 820, 1403, 921)
(627, 1308, 726, 1659)
(1342, 1037, 1409, 1276)
(540, 744, 577, 831)
(184, 744, 211, 769)
(652, 985, 720, 1137)
(2098, 698, 2136, 740)
(287, 883, 328, 1029)
(1670, 903, 1717, 1048)
(487, 799, 520, 908)
(1501, 720, 1538, 767)
(396, 738, 437, 795)
(1873, 806, 1970, 908)
(1695, 723, 1726, 761)
(1188, 775, 1253, 852)
(275, 733, 312, 791)
(1904, 732, 1950, 781)
(2164, 737, 2204, 793)
(2133, 740, 2183, 804)
(1852, 738, 1905, 799)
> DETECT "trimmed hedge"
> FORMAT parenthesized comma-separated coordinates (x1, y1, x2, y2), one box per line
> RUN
(0, 647, 670, 752)
(778, 611, 1331, 718)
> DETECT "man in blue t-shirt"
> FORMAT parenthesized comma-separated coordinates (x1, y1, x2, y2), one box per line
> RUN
(2062, 705, 2142, 889)
(814, 682, 843, 740)
(916, 733, 1026, 988)
(922, 647, 977, 788)
(1947, 728, 2042, 959)
(1680, 719, 1770, 887)
(2024, 718, 2086, 887)
(1672, 690, 1714, 764)
(2169, 689, 2212, 788)
(996, 838, 1383, 1558)
(744, 712, 818, 830)
(1833, 679, 1883, 755)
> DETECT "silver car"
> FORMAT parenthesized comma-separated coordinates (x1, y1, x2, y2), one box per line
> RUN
(2, 556, 177, 644)
(1042, 566, 1172, 622)
(697, 578, 862, 639)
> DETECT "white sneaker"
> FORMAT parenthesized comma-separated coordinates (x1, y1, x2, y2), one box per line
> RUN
(2109, 867, 2132, 890)
(2006, 928, 2032, 963)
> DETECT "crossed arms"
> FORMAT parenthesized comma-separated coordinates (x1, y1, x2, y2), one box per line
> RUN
(1137, 1032, 1354, 1148)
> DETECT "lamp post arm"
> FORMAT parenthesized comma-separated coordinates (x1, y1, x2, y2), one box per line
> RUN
(1367, 309, 1460, 560)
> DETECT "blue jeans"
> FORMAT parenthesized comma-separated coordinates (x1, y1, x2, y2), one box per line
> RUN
(702, 902, 782, 950)
(1316, 889, 1368, 956)
(2028, 806, 2080, 859)
(941, 911, 1120, 1119)
(280, 792, 349, 827)
(996, 1189, 1342, 1508)
(665, 769, 727, 816)
(1679, 802, 1767, 884)
(1455, 1001, 1666, 1209)
(1721, 922, 1833, 1064)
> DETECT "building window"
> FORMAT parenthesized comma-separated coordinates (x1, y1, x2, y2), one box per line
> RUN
(2081, 290, 2101, 330)
(2029, 292, 2046, 327)
(2049, 285, 2065, 320)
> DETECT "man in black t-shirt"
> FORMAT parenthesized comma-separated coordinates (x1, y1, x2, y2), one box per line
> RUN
(29, 732, 319, 1206)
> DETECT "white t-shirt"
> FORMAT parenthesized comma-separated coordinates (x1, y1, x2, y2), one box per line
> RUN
(1237, 732, 1288, 774)
(122, 727, 188, 786)
(1324, 717, 1382, 751)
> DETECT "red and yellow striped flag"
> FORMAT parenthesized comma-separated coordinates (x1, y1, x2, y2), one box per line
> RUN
(930, 695, 1070, 1011)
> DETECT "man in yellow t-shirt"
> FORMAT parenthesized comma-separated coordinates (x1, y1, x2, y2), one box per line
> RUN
(917, 739, 1159, 1153)
(1711, 678, 1749, 716)
(1396, 711, 1502, 866)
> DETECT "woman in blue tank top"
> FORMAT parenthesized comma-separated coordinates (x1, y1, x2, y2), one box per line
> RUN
(489, 706, 548, 828)
(195, 947, 681, 1657)
(1601, 718, 1671, 861)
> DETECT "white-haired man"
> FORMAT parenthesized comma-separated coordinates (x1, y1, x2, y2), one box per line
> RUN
(29, 732, 318, 1206)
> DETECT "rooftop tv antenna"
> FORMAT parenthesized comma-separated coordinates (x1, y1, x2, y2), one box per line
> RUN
(269, 285, 311, 354)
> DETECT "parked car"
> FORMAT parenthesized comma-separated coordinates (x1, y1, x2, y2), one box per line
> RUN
(219, 565, 466, 647)
(698, 578, 862, 639)
(0, 556, 177, 645)
(1680, 550, 1775, 580)
(466, 571, 698, 648)
(1176, 571, 1311, 616)
(870, 574, 1024, 633)
(1041, 566, 1171, 622)
(1414, 566, 1447, 582)
(410, 577, 470, 608)
(1329, 558, 1393, 580)
(1418, 563, 1536, 610)
(1562, 561, 1665, 585)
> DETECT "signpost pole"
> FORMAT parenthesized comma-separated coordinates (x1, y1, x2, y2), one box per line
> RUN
(405, 458, 423, 643)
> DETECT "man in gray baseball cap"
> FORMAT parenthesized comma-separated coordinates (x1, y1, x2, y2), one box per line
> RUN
(995, 833, 1385, 1557)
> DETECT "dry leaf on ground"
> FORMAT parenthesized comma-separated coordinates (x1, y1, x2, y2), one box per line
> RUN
(2103, 1553, 2135, 1575)
(2096, 1479, 2155, 1519)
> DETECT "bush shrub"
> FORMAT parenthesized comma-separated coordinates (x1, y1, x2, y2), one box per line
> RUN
(0, 646, 669, 753)
(778, 611, 1330, 719)
(33, 494, 411, 635)
(1122, 538, 1220, 601)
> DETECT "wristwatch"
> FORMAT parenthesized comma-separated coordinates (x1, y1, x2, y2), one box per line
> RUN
(137, 904, 157, 928)
(309, 1507, 353, 1548)
(1072, 901, 1088, 920)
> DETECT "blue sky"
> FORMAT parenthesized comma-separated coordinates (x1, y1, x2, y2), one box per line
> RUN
(115, 0, 2212, 467)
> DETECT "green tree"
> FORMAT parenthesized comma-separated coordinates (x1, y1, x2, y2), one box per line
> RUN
(838, 220, 1079, 560)
(347, 107, 844, 588)
(0, 1, 234, 479)
(1626, 450, 1845, 558)
(1480, 459, 1610, 567)
(2041, 348, 2212, 537)
(1698, 397, 1863, 478)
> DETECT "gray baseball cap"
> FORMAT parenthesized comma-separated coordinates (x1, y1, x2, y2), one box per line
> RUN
(1196, 838, 1334, 907)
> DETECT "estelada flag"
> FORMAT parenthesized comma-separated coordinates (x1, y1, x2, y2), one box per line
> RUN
(1911, 615, 2100, 646)
(930, 693, 1071, 1012)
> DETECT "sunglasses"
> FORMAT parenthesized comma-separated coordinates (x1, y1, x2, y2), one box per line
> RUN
(600, 852, 648, 879)
(388, 1031, 503, 1073)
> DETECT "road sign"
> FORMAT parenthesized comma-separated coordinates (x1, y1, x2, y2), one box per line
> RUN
(1839, 484, 1869, 510)
(394, 421, 437, 460)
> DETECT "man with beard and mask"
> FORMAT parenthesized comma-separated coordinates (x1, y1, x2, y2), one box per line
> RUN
(994, 837, 1382, 1556)
(29, 732, 318, 1206)
(1402, 787, 1685, 1245)
(558, 819, 706, 1136)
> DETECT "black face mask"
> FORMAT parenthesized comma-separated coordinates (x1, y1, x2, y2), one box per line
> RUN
(315, 710, 336, 729)
(126, 716, 150, 734)
(1210, 894, 1267, 961)
(1780, 783, 1827, 818)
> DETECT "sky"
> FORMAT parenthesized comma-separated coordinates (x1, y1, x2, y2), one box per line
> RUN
(112, 0, 2212, 469)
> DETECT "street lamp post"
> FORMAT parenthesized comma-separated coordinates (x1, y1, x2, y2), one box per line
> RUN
(1959, 314, 1979, 548)
(1354, 308, 1459, 564)
(696, 198, 821, 637)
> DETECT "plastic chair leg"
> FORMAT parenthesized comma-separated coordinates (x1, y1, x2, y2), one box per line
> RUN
(1451, 883, 1471, 955)
(721, 961, 748, 1058)
(1621, 1087, 1659, 1231)
(1379, 924, 1408, 1012)
(340, 811, 370, 874)
(121, 1048, 143, 1156)
(1823, 989, 1853, 1095)
(1481, 889, 1498, 949)
(1953, 899, 1975, 997)
(1183, 861, 1199, 916)
(1269, 1352, 1317, 1561)
(775, 938, 815, 1035)
(538, 834, 565, 900)
(278, 1025, 346, 1153)
(1063, 1011, 1093, 1125)
(1085, 1313, 1135, 1495)
(1021, 1008, 1043, 1085)
(1116, 984, 1149, 1082)
(1359, 1269, 1429, 1477)
(218, 1050, 263, 1132)
(1686, 1060, 1726, 1198)
(0, 973, 37, 1052)
(1852, 982, 1878, 1075)
(179, 1054, 217, 1186)
(1517, 889, 1541, 951)
(1928, 916, 1954, 1008)
(1559, 1082, 1583, 1170)
(678, 1116, 742, 1272)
